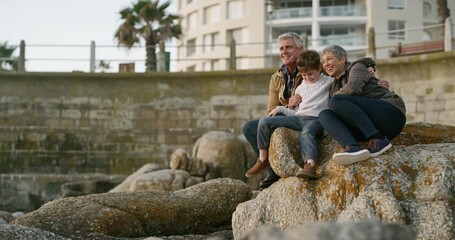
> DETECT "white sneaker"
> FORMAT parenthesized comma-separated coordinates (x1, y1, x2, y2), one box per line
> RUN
(333, 146, 371, 166)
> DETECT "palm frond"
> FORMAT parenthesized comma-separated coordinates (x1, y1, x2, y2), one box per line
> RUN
(114, 0, 181, 72)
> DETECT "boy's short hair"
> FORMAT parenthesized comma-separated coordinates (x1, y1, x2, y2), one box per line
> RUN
(297, 49, 321, 72)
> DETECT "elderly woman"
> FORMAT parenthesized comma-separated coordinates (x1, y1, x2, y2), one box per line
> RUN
(318, 45, 406, 165)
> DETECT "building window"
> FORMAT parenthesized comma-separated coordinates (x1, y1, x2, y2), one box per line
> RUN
(388, 0, 405, 10)
(187, 11, 197, 30)
(187, 0, 193, 4)
(186, 38, 196, 56)
(227, 0, 244, 19)
(423, 2, 431, 17)
(227, 28, 248, 44)
(388, 20, 406, 40)
(204, 4, 220, 24)
(203, 32, 219, 52)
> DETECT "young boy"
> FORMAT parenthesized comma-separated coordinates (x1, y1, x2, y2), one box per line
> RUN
(245, 49, 332, 180)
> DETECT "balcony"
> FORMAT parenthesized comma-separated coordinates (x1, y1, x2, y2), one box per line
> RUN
(266, 34, 367, 54)
(270, 5, 366, 21)
(270, 7, 312, 20)
(320, 5, 366, 17)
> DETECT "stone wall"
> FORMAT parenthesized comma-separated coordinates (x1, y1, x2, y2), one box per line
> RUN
(0, 70, 271, 174)
(0, 51, 454, 175)
(377, 51, 455, 124)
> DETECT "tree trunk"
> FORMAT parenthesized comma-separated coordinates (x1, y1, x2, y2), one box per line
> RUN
(146, 43, 157, 72)
(438, 0, 451, 37)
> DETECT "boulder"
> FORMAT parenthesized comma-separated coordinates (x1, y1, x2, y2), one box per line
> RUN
(130, 169, 195, 192)
(192, 131, 247, 180)
(232, 123, 455, 240)
(170, 148, 208, 177)
(11, 178, 251, 240)
(109, 163, 165, 192)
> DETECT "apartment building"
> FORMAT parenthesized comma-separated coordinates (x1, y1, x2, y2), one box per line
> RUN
(176, 0, 454, 72)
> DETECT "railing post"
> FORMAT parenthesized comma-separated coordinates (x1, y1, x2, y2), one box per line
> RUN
(18, 40, 25, 72)
(229, 39, 236, 70)
(157, 40, 165, 72)
(367, 27, 376, 59)
(90, 41, 95, 72)
(301, 33, 308, 49)
(444, 17, 452, 51)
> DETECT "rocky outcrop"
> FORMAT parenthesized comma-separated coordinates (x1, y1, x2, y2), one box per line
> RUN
(10, 178, 251, 240)
(4, 123, 454, 240)
(232, 123, 455, 240)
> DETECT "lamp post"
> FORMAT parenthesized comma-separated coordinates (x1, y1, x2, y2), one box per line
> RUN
(266, 0, 274, 67)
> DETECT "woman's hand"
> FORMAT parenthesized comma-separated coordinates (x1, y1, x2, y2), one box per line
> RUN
(367, 66, 375, 74)
(378, 79, 390, 89)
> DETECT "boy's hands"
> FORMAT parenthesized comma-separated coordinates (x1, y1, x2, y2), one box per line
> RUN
(268, 107, 279, 116)
(288, 94, 302, 109)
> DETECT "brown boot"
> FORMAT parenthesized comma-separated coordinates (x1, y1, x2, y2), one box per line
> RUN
(245, 159, 270, 178)
(296, 163, 318, 180)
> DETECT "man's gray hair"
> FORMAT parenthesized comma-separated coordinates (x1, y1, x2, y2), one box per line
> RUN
(321, 45, 348, 61)
(277, 32, 303, 48)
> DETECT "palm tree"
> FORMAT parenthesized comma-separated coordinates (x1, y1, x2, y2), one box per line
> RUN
(0, 41, 18, 71)
(115, 0, 182, 72)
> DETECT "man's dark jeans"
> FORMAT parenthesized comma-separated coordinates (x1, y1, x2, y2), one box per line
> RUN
(318, 95, 406, 147)
(242, 118, 279, 181)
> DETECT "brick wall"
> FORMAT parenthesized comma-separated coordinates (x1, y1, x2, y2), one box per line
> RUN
(0, 51, 454, 174)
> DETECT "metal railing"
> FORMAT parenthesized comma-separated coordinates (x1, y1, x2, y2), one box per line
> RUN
(2, 19, 453, 73)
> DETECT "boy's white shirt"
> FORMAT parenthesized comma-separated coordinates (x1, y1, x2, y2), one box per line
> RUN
(276, 73, 332, 117)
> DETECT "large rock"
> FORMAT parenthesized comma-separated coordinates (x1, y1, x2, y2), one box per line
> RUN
(11, 178, 251, 240)
(192, 131, 247, 180)
(232, 123, 455, 240)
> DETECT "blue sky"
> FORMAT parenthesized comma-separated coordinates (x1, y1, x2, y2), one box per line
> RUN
(0, 0, 177, 72)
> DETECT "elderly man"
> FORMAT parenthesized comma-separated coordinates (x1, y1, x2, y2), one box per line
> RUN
(242, 32, 304, 189)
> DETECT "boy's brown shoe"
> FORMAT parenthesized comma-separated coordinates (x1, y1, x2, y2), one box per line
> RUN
(245, 159, 270, 178)
(296, 163, 318, 180)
